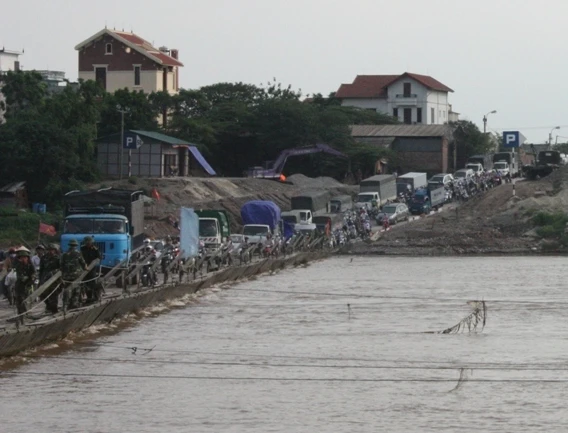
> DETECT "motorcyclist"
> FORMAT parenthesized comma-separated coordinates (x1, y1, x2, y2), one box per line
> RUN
(383, 215, 390, 231)
(264, 234, 275, 257)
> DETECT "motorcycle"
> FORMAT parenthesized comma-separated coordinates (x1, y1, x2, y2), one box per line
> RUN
(161, 250, 174, 284)
(140, 259, 156, 287)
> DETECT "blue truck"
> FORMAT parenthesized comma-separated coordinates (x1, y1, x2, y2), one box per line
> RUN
(409, 186, 445, 215)
(61, 188, 145, 269)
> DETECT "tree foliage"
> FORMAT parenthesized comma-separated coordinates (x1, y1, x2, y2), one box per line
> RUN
(0, 72, 396, 207)
(451, 120, 493, 157)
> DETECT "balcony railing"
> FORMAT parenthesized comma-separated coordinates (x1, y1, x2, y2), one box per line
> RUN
(395, 93, 418, 98)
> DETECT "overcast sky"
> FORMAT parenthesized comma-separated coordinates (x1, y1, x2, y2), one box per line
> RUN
(1, 0, 566, 142)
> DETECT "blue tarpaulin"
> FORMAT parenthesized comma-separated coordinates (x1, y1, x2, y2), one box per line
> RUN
(241, 201, 281, 231)
(188, 146, 216, 176)
(180, 207, 199, 258)
(283, 220, 295, 240)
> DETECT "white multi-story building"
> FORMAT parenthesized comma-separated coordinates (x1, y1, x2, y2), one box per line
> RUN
(336, 73, 458, 125)
(0, 48, 23, 123)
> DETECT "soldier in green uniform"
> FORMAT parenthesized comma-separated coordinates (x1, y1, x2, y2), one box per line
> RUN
(60, 239, 87, 310)
(39, 243, 61, 314)
(80, 236, 101, 303)
(14, 248, 35, 325)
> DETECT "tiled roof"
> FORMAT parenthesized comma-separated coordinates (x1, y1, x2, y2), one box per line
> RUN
(403, 73, 453, 92)
(351, 124, 453, 138)
(75, 29, 184, 67)
(336, 73, 452, 99)
(336, 75, 399, 98)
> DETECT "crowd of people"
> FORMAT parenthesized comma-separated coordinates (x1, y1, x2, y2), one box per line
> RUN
(1, 237, 103, 325)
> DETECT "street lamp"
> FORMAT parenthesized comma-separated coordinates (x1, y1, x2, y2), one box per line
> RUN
(117, 106, 128, 180)
(549, 126, 560, 148)
(482, 110, 497, 134)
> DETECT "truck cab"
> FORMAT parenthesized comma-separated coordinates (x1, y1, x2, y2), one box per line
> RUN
(465, 163, 484, 174)
(493, 161, 510, 176)
(243, 224, 276, 244)
(62, 188, 144, 270)
(281, 210, 313, 225)
(61, 214, 131, 268)
(355, 192, 379, 210)
(195, 210, 231, 255)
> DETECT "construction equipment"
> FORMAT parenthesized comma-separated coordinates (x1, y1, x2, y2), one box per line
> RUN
(247, 143, 348, 179)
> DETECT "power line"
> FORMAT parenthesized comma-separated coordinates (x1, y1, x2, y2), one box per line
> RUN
(75, 343, 568, 368)
(4, 370, 568, 384)
(491, 125, 568, 131)
(17, 354, 568, 372)
(228, 287, 568, 305)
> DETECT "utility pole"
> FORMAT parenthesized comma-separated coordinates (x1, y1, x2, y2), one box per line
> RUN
(483, 110, 497, 134)
(118, 108, 127, 180)
(548, 126, 560, 149)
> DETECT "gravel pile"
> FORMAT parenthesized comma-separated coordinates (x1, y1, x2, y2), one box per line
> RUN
(287, 174, 343, 189)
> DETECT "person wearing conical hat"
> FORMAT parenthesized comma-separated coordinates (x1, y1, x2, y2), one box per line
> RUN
(14, 248, 35, 325)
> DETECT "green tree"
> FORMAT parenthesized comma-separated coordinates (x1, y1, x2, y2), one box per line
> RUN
(97, 88, 160, 137)
(0, 73, 101, 208)
(451, 120, 493, 160)
(0, 70, 47, 116)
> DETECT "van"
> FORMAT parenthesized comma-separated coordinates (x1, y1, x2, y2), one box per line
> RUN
(428, 173, 454, 188)
(453, 168, 475, 182)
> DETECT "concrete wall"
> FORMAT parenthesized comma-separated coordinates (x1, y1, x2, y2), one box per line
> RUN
(426, 91, 449, 124)
(392, 137, 448, 174)
(0, 252, 328, 357)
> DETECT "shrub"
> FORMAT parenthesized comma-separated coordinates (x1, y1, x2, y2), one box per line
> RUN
(532, 211, 568, 240)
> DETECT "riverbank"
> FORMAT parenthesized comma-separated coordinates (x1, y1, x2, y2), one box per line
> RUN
(90, 175, 357, 237)
(347, 169, 568, 256)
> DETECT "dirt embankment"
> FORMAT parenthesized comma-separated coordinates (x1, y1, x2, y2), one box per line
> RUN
(348, 168, 568, 256)
(90, 175, 357, 238)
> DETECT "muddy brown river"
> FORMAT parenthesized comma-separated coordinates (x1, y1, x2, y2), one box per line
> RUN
(2, 256, 568, 432)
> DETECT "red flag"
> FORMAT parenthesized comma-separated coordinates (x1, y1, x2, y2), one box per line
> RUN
(39, 222, 57, 236)
(152, 188, 161, 201)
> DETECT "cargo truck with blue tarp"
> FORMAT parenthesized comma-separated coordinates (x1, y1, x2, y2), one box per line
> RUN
(241, 201, 281, 244)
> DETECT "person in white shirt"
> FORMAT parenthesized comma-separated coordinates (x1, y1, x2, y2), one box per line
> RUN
(31, 244, 45, 272)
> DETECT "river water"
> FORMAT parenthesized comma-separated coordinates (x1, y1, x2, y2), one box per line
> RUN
(2, 256, 568, 432)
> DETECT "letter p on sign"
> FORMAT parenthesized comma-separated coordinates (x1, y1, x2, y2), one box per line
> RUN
(502, 131, 521, 148)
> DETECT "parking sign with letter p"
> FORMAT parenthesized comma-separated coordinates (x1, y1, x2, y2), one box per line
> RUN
(502, 131, 525, 148)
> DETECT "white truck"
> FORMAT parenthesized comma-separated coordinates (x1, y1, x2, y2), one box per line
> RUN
(356, 175, 397, 209)
(241, 201, 281, 244)
(281, 209, 313, 225)
(465, 162, 484, 174)
(396, 172, 428, 195)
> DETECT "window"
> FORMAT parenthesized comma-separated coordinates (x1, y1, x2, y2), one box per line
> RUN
(403, 83, 411, 97)
(403, 108, 412, 124)
(393, 108, 398, 118)
(134, 66, 141, 86)
(431, 107, 435, 124)
(105, 43, 112, 55)
(417, 108, 422, 123)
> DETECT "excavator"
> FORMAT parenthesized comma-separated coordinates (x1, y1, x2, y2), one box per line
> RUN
(247, 143, 348, 179)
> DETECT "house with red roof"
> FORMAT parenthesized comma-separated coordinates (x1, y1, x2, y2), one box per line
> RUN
(336, 73, 458, 125)
(74, 28, 183, 94)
